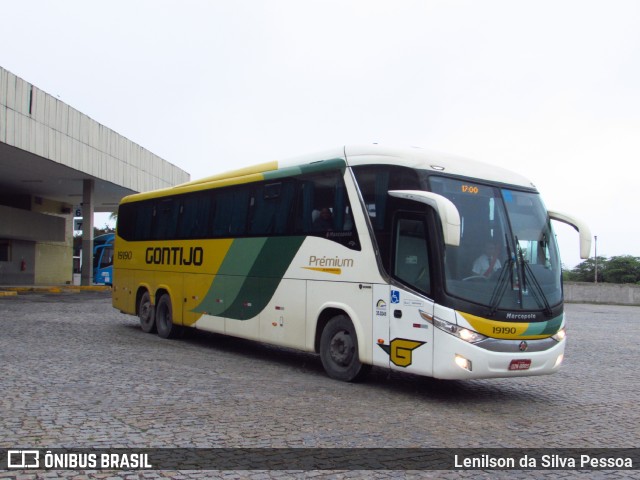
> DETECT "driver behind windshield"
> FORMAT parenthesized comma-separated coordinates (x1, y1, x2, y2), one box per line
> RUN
(472, 241, 502, 277)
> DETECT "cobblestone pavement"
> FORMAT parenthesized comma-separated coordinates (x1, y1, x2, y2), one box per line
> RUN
(0, 292, 638, 479)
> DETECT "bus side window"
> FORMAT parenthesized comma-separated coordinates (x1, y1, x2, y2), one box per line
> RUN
(295, 172, 342, 234)
(248, 181, 295, 235)
(352, 165, 420, 270)
(289, 170, 360, 250)
(212, 187, 250, 237)
(152, 198, 179, 240)
(101, 247, 114, 267)
(292, 180, 314, 233)
(129, 201, 154, 241)
(393, 217, 431, 294)
(177, 191, 214, 239)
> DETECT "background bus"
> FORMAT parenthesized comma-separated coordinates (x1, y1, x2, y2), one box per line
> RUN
(93, 233, 114, 285)
(112, 145, 589, 382)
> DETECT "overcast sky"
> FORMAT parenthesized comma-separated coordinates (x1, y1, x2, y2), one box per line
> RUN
(2, 0, 639, 267)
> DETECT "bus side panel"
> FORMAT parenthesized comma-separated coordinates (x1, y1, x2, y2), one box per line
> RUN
(224, 276, 260, 340)
(189, 273, 228, 334)
(183, 273, 215, 327)
(112, 266, 137, 315)
(388, 288, 434, 377)
(193, 313, 225, 334)
(259, 279, 307, 350)
(305, 280, 373, 364)
(225, 316, 260, 339)
(372, 284, 390, 368)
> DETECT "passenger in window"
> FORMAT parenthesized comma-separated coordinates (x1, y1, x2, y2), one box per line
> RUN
(312, 207, 334, 232)
(472, 241, 502, 277)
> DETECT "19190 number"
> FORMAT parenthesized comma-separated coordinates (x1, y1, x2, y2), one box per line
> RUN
(493, 326, 517, 335)
(118, 251, 133, 261)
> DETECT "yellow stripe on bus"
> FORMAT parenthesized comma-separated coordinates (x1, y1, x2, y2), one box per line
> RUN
(176, 161, 279, 187)
(302, 266, 342, 275)
(457, 311, 551, 340)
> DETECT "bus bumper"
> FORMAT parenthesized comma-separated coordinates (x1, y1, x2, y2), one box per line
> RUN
(432, 328, 566, 380)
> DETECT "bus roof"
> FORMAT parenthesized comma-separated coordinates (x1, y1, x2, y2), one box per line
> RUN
(342, 145, 536, 190)
(120, 145, 536, 204)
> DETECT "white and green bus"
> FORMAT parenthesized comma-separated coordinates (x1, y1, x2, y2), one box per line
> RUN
(112, 145, 590, 381)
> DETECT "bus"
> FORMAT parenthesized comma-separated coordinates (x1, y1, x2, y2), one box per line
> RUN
(93, 233, 114, 285)
(112, 145, 590, 381)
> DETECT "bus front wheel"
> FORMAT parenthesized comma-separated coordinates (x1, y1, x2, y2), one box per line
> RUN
(156, 293, 180, 339)
(320, 315, 370, 382)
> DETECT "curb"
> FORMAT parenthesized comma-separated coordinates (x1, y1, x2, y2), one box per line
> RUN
(0, 285, 111, 294)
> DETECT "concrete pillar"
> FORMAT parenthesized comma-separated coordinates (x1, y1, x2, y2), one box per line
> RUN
(81, 179, 95, 286)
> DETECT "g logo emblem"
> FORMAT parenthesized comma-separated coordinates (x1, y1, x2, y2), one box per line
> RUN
(378, 338, 425, 367)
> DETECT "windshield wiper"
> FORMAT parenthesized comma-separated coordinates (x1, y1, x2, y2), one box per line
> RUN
(516, 237, 553, 318)
(487, 234, 514, 317)
(488, 257, 512, 317)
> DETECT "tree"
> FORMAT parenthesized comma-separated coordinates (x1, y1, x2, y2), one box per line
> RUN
(565, 255, 640, 284)
(602, 256, 640, 284)
(565, 257, 605, 283)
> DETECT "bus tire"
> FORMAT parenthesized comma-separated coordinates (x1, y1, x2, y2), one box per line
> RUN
(156, 293, 180, 339)
(138, 291, 156, 333)
(320, 314, 370, 382)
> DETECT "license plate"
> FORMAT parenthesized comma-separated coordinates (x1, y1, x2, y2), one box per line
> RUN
(509, 359, 531, 371)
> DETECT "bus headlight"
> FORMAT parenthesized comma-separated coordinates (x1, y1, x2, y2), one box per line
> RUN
(554, 354, 564, 368)
(455, 354, 472, 371)
(552, 327, 566, 342)
(456, 327, 486, 343)
(421, 311, 486, 344)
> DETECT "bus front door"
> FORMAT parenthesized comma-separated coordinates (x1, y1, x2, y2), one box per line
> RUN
(387, 214, 435, 376)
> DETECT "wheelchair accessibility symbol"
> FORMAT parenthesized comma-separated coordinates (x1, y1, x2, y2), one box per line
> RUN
(391, 290, 400, 304)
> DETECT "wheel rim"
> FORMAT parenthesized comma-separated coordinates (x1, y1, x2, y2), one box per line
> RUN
(140, 299, 151, 324)
(157, 302, 169, 330)
(329, 330, 355, 367)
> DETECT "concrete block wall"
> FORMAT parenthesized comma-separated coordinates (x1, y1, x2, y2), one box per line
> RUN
(564, 282, 640, 306)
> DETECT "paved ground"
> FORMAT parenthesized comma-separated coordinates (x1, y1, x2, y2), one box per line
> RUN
(0, 291, 638, 479)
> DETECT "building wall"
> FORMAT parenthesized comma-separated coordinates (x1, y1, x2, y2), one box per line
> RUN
(35, 241, 73, 285)
(0, 197, 73, 285)
(0, 204, 65, 242)
(0, 239, 35, 285)
(31, 196, 74, 285)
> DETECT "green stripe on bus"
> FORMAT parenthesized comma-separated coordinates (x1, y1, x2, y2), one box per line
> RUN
(522, 314, 563, 336)
(193, 236, 305, 320)
(192, 238, 266, 316)
(218, 237, 268, 276)
(262, 158, 346, 181)
(222, 236, 306, 320)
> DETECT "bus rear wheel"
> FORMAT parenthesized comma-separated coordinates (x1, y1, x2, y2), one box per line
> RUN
(138, 291, 156, 333)
(320, 315, 370, 382)
(156, 293, 180, 339)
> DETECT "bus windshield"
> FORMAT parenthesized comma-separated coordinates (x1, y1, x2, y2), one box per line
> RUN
(429, 176, 562, 313)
